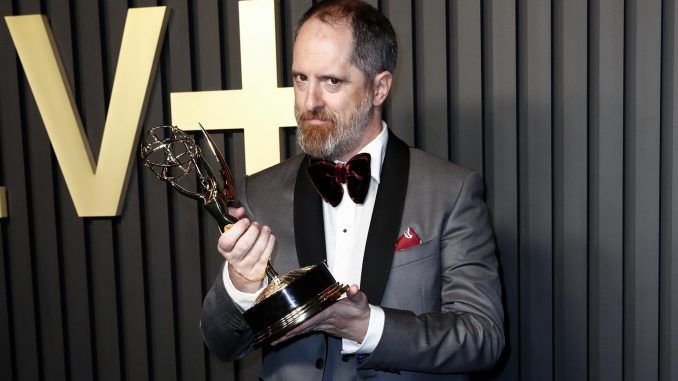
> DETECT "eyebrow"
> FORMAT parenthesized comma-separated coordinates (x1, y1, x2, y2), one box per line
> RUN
(320, 74, 349, 82)
(290, 70, 349, 82)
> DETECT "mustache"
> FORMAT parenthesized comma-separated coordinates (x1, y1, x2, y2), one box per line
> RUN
(297, 109, 337, 124)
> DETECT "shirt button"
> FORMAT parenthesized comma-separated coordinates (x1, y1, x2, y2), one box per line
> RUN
(343, 228, 347, 233)
(341, 355, 350, 362)
(315, 358, 324, 369)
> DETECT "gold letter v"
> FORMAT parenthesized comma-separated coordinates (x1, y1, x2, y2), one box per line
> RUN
(5, 7, 168, 216)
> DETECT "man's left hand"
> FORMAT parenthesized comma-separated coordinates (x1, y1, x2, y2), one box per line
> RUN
(271, 284, 370, 345)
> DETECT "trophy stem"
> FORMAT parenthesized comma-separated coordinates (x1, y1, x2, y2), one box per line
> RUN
(265, 263, 279, 280)
(204, 197, 238, 229)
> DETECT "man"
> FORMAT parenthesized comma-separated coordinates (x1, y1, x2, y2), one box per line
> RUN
(201, 1, 504, 379)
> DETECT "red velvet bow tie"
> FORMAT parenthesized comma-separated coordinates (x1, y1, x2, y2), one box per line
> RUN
(307, 153, 371, 207)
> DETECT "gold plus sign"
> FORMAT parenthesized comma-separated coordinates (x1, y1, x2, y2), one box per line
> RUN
(171, 0, 296, 175)
(0, 187, 6, 218)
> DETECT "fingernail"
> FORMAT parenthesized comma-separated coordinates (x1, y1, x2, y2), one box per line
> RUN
(242, 218, 250, 226)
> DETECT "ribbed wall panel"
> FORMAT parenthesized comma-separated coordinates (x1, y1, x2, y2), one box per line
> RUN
(661, 3, 678, 381)
(0, 1, 676, 380)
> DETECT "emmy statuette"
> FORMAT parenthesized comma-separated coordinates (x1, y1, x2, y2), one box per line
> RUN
(140, 125, 348, 345)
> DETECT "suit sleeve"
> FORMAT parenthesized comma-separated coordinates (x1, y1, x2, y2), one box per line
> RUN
(200, 177, 256, 361)
(360, 171, 505, 373)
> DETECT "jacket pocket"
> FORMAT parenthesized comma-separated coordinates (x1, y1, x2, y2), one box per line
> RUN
(391, 239, 438, 268)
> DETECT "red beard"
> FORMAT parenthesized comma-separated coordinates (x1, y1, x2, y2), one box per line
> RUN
(297, 109, 338, 156)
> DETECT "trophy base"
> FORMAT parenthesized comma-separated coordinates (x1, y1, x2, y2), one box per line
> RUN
(242, 263, 349, 345)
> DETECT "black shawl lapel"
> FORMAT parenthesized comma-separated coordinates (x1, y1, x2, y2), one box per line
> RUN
(360, 131, 410, 304)
(294, 156, 327, 267)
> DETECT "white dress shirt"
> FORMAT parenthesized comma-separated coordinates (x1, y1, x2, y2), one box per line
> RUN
(223, 123, 389, 354)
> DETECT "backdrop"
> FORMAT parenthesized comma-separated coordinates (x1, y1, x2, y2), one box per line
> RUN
(1, 1, 677, 380)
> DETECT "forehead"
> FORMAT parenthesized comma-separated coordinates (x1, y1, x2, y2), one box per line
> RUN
(292, 18, 354, 72)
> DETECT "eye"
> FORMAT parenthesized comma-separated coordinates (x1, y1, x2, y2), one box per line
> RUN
(294, 74, 307, 83)
(327, 77, 342, 86)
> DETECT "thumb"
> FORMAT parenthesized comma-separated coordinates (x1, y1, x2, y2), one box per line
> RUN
(228, 206, 247, 219)
(346, 284, 364, 301)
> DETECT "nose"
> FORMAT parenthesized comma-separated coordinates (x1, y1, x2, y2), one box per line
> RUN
(304, 82, 324, 111)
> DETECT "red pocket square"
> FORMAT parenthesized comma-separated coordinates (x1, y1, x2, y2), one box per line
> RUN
(395, 227, 422, 251)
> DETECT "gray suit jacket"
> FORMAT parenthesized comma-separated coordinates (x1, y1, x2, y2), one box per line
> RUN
(201, 132, 504, 380)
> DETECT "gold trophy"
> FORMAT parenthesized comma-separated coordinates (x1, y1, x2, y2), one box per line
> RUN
(140, 125, 348, 345)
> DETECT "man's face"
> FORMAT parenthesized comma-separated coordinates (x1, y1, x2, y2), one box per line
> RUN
(292, 17, 374, 160)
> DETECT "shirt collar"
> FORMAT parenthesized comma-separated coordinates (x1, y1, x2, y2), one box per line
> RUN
(356, 121, 388, 184)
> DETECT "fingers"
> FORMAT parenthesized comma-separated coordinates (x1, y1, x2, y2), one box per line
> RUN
(252, 232, 275, 274)
(271, 325, 303, 346)
(230, 222, 266, 264)
(270, 287, 371, 345)
(217, 218, 251, 255)
(272, 313, 323, 345)
(238, 224, 273, 272)
(217, 218, 275, 288)
(272, 296, 352, 345)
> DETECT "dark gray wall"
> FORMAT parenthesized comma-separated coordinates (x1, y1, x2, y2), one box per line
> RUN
(0, 1, 677, 380)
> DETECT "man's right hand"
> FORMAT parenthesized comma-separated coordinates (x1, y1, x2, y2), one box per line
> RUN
(217, 207, 275, 293)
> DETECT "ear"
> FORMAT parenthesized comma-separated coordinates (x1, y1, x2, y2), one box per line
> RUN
(371, 71, 393, 107)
